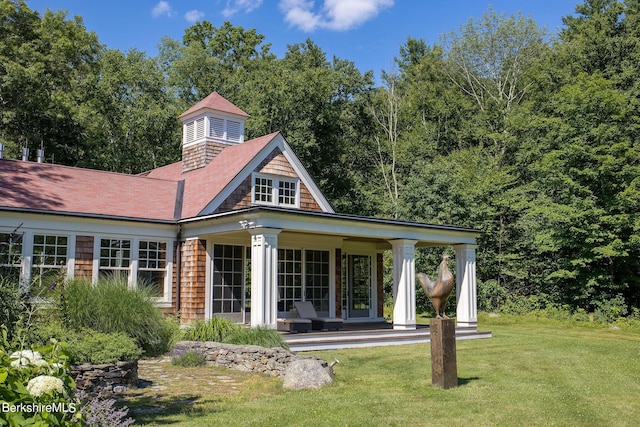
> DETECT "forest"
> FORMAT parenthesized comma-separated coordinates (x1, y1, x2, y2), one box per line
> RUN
(1, 0, 639, 315)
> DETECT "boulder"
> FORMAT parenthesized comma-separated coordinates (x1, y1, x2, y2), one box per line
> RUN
(282, 359, 333, 390)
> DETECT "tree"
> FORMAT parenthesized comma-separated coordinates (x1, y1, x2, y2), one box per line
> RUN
(0, 0, 101, 164)
(81, 49, 181, 173)
(441, 8, 549, 155)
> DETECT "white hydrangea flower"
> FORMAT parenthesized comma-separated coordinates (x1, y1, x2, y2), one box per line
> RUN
(26, 375, 65, 397)
(9, 350, 44, 368)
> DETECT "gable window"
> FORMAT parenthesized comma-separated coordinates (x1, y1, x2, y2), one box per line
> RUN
(138, 241, 167, 298)
(252, 173, 299, 207)
(254, 176, 273, 203)
(32, 234, 67, 288)
(99, 238, 131, 280)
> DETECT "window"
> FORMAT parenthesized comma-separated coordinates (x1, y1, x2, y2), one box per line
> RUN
(253, 173, 299, 207)
(279, 180, 297, 206)
(213, 245, 245, 317)
(0, 232, 23, 282)
(31, 234, 67, 289)
(138, 241, 167, 297)
(305, 250, 330, 313)
(254, 176, 273, 203)
(99, 239, 131, 280)
(278, 249, 302, 312)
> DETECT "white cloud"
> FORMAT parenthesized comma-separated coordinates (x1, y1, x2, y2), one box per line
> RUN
(223, 0, 263, 18)
(152, 1, 174, 18)
(185, 10, 205, 23)
(279, 0, 393, 32)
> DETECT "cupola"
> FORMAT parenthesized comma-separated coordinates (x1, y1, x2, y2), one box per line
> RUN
(179, 91, 250, 173)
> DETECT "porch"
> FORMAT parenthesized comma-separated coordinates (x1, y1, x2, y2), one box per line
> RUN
(282, 321, 493, 352)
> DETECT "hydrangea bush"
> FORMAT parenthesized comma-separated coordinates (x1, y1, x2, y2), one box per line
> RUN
(0, 326, 83, 426)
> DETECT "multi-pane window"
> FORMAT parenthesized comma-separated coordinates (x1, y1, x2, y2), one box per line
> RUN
(278, 249, 302, 312)
(31, 235, 67, 288)
(278, 180, 297, 206)
(99, 239, 131, 280)
(253, 173, 299, 207)
(254, 176, 273, 203)
(213, 245, 245, 316)
(305, 250, 330, 313)
(0, 232, 23, 282)
(138, 241, 167, 297)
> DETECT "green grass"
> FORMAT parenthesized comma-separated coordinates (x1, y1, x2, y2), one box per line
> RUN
(125, 314, 640, 426)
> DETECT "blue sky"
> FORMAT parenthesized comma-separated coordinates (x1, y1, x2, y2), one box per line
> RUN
(27, 0, 580, 81)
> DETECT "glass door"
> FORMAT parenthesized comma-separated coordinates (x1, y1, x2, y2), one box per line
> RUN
(343, 254, 371, 318)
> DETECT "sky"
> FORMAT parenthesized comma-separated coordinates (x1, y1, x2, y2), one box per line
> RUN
(27, 0, 581, 81)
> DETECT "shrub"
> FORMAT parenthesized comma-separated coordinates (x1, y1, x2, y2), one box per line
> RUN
(69, 330, 142, 365)
(75, 390, 134, 427)
(223, 327, 289, 349)
(181, 317, 241, 342)
(171, 350, 206, 367)
(0, 275, 28, 341)
(0, 326, 83, 426)
(59, 278, 178, 356)
(24, 323, 142, 365)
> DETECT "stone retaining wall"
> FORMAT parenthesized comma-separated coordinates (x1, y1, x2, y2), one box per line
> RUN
(72, 360, 138, 394)
(173, 341, 330, 378)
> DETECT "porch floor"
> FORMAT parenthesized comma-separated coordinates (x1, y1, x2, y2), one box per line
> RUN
(282, 321, 492, 351)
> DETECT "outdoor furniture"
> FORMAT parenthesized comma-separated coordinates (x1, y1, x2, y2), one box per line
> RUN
(294, 301, 343, 331)
(277, 317, 312, 333)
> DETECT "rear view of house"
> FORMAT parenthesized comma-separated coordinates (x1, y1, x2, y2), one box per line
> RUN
(0, 92, 480, 331)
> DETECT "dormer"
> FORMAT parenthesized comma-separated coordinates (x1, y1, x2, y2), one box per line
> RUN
(179, 92, 250, 173)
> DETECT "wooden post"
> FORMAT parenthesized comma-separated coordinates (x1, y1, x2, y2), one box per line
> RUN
(430, 318, 458, 389)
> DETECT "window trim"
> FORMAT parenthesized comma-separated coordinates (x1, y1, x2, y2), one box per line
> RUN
(251, 172, 300, 208)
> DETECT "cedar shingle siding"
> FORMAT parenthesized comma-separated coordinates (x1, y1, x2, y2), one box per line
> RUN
(213, 148, 324, 213)
(179, 239, 207, 324)
(74, 236, 94, 279)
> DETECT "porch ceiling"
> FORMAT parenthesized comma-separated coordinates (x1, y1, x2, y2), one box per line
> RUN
(180, 206, 480, 247)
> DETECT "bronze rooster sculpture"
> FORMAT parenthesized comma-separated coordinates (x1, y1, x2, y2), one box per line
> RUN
(417, 253, 455, 319)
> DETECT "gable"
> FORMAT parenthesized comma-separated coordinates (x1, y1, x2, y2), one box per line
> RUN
(197, 133, 333, 216)
(212, 148, 324, 214)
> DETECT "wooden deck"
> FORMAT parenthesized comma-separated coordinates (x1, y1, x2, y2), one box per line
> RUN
(283, 322, 492, 351)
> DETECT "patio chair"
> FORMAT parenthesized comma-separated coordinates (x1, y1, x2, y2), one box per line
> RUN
(294, 301, 343, 332)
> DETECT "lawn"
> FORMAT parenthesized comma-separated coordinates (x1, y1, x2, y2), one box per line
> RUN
(124, 314, 640, 426)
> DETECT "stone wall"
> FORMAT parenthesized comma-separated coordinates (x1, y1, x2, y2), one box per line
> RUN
(72, 360, 138, 395)
(173, 341, 331, 379)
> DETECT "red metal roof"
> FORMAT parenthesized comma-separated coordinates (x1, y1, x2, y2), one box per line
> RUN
(0, 132, 279, 222)
(179, 91, 250, 120)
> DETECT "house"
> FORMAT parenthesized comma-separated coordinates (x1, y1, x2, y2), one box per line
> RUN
(0, 92, 480, 331)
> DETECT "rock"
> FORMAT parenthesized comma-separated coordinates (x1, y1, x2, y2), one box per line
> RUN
(282, 359, 334, 390)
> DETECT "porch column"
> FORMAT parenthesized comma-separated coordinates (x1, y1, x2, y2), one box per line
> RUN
(390, 239, 418, 330)
(249, 228, 281, 329)
(455, 244, 478, 329)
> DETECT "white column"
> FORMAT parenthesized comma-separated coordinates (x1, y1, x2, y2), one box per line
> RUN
(249, 228, 281, 329)
(455, 244, 478, 329)
(390, 239, 418, 330)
